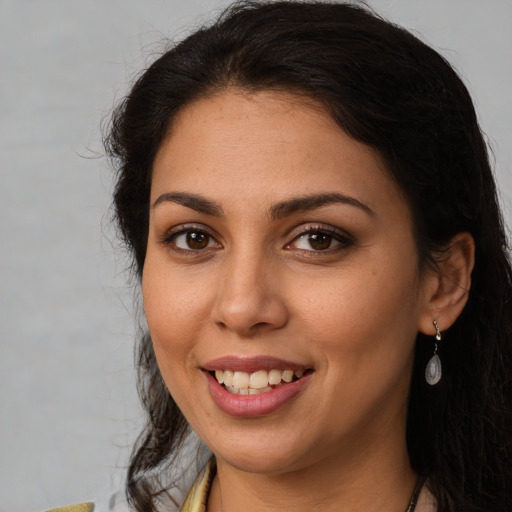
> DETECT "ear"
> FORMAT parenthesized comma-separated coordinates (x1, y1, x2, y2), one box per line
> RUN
(418, 232, 475, 336)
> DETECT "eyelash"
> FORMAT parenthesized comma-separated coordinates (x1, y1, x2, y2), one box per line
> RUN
(159, 224, 221, 255)
(285, 224, 355, 255)
(159, 223, 354, 256)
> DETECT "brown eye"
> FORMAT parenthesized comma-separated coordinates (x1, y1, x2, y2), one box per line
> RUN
(186, 231, 209, 249)
(169, 229, 219, 251)
(287, 226, 354, 253)
(307, 233, 333, 250)
(293, 232, 337, 251)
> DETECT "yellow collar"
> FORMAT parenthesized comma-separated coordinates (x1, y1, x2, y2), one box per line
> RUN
(45, 504, 94, 512)
(179, 459, 436, 512)
(180, 458, 216, 512)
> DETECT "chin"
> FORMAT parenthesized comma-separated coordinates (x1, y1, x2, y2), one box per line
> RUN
(210, 434, 311, 475)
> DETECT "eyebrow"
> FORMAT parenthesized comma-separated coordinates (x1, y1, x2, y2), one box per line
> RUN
(269, 192, 374, 219)
(152, 191, 374, 219)
(153, 192, 224, 216)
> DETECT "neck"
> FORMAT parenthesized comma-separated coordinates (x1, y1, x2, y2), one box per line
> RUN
(208, 428, 417, 512)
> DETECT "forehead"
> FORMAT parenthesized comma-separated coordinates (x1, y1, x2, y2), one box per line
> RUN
(151, 89, 405, 217)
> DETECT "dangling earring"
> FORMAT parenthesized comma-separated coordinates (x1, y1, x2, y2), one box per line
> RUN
(425, 320, 442, 385)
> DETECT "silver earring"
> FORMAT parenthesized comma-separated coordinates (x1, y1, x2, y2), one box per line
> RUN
(425, 320, 442, 385)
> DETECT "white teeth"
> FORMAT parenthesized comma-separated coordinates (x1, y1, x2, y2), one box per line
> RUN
(268, 369, 282, 385)
(227, 385, 274, 396)
(214, 368, 307, 394)
(249, 370, 268, 389)
(233, 371, 249, 388)
(223, 370, 234, 387)
(282, 370, 294, 383)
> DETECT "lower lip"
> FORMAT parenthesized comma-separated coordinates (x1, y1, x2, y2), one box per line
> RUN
(204, 371, 311, 418)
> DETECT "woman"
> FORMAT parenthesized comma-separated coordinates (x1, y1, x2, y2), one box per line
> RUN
(101, 1, 512, 511)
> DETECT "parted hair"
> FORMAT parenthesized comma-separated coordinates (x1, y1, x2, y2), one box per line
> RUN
(104, 2, 512, 511)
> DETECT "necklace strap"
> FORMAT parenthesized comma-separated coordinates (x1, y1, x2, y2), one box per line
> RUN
(405, 473, 428, 512)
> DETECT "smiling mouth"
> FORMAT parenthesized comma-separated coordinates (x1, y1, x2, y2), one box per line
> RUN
(211, 368, 311, 395)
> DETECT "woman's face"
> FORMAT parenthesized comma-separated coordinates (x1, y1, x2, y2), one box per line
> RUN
(143, 90, 434, 475)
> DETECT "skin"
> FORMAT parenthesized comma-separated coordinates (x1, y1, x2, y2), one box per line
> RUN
(142, 90, 474, 511)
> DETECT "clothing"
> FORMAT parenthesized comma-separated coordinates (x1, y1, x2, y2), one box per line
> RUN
(179, 458, 216, 512)
(46, 457, 438, 512)
(179, 458, 438, 512)
(46, 505, 94, 512)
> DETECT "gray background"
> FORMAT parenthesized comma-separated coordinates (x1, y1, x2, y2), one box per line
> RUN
(1, 1, 511, 510)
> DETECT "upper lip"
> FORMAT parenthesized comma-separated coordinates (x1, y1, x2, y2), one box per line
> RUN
(202, 356, 310, 374)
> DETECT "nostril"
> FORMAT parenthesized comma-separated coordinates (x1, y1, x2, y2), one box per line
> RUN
(251, 321, 270, 330)
(211, 291, 289, 336)
(214, 320, 229, 332)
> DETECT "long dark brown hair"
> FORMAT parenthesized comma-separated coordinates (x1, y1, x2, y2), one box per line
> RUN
(104, 2, 512, 511)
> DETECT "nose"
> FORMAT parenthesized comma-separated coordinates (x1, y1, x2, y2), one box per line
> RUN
(211, 252, 289, 338)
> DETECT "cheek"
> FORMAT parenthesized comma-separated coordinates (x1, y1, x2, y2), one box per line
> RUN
(293, 263, 421, 437)
(143, 245, 212, 331)
(141, 255, 209, 384)
(142, 268, 210, 429)
(293, 253, 421, 373)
